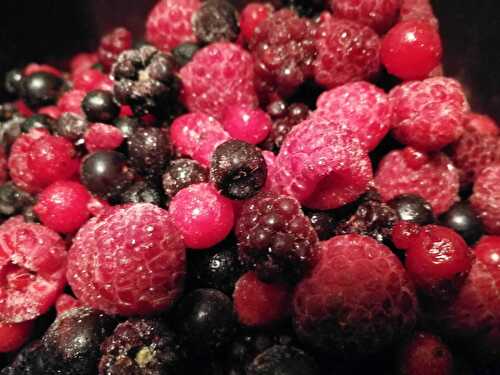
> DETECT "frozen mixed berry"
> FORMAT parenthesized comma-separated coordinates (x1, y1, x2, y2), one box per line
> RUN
(375, 148, 460, 214)
(210, 140, 267, 200)
(221, 105, 271, 145)
(400, 0, 439, 27)
(0, 182, 34, 217)
(162, 158, 208, 200)
(98, 27, 133, 71)
(249, 9, 316, 98)
(179, 42, 258, 119)
(313, 14, 380, 89)
(239, 2, 273, 43)
(193, 0, 239, 45)
(389, 77, 469, 152)
(440, 201, 483, 245)
(146, 0, 201, 52)
(70, 51, 98, 73)
(305, 210, 336, 241)
(20, 72, 64, 109)
(67, 203, 186, 315)
(120, 180, 165, 206)
(112, 45, 179, 116)
(113, 116, 139, 139)
(24, 63, 62, 77)
(174, 288, 236, 356)
(0, 321, 33, 353)
(73, 68, 110, 92)
(233, 271, 290, 327)
(235, 192, 318, 283)
(284, 0, 325, 18)
(81, 90, 120, 123)
(171, 42, 200, 67)
(381, 20, 442, 80)
(392, 221, 422, 251)
(57, 89, 86, 116)
(54, 112, 89, 142)
(470, 164, 500, 234)
(397, 332, 454, 375)
(0, 101, 19, 121)
(84, 123, 124, 152)
(55, 294, 82, 315)
(169, 183, 234, 249)
(388, 194, 435, 225)
(99, 318, 184, 375)
(21, 114, 55, 133)
(462, 112, 499, 136)
(475, 235, 500, 268)
(0, 115, 24, 151)
(4, 69, 24, 97)
(0, 216, 67, 322)
(38, 105, 61, 119)
(0, 339, 42, 375)
(247, 345, 318, 375)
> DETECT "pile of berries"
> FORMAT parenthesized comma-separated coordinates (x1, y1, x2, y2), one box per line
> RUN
(0, 0, 499, 374)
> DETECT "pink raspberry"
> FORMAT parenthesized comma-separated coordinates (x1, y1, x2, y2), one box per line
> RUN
(462, 112, 499, 136)
(146, 0, 201, 52)
(70, 52, 99, 74)
(170, 113, 230, 167)
(390, 77, 469, 152)
(55, 294, 82, 315)
(98, 27, 133, 71)
(0, 320, 34, 353)
(239, 2, 273, 43)
(293, 234, 417, 358)
(313, 14, 380, 89)
(0, 216, 67, 323)
(34, 181, 92, 234)
(470, 164, 500, 234)
(57, 89, 86, 115)
(270, 116, 373, 210)
(84, 123, 124, 152)
(168, 183, 234, 249)
(179, 42, 258, 119)
(400, 0, 438, 27)
(375, 148, 459, 214)
(221, 105, 271, 145)
(233, 272, 290, 327)
(330, 0, 402, 34)
(67, 203, 185, 316)
(313, 81, 392, 151)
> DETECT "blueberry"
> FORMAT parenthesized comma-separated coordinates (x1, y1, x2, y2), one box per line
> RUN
(82, 90, 120, 123)
(440, 201, 483, 244)
(20, 72, 63, 109)
(388, 194, 435, 225)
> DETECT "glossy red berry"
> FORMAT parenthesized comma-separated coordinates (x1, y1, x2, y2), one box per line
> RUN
(221, 105, 272, 145)
(474, 235, 500, 268)
(0, 320, 34, 353)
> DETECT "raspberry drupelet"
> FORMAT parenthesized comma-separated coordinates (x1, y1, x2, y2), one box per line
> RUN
(84, 123, 124, 153)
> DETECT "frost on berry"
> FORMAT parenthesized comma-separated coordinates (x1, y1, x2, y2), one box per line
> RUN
(470, 164, 500, 235)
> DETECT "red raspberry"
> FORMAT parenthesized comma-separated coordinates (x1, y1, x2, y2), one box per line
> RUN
(221, 105, 271, 145)
(375, 148, 460, 214)
(270, 116, 373, 210)
(84, 123, 124, 152)
(170, 113, 230, 167)
(146, 0, 202, 52)
(313, 81, 392, 151)
(57, 89, 86, 115)
(390, 77, 469, 152)
(0, 216, 67, 322)
(24, 63, 62, 77)
(233, 272, 290, 327)
(169, 183, 234, 249)
(381, 20, 442, 81)
(293, 234, 417, 358)
(470, 164, 500, 234)
(0, 320, 34, 353)
(330, 0, 402, 34)
(239, 2, 273, 43)
(313, 14, 380, 89)
(38, 105, 61, 119)
(249, 9, 316, 98)
(70, 52, 99, 74)
(462, 112, 499, 136)
(34, 181, 92, 234)
(55, 294, 82, 315)
(72, 69, 109, 92)
(98, 27, 133, 71)
(179, 42, 258, 119)
(67, 203, 186, 316)
(400, 0, 438, 28)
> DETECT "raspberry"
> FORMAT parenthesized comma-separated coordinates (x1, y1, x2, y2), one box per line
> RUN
(470, 164, 500, 234)
(221, 105, 272, 145)
(0, 216, 67, 322)
(0, 150, 7, 186)
(0, 320, 33, 353)
(270, 116, 373, 210)
(55, 294, 82, 315)
(170, 113, 230, 167)
(57, 89, 86, 116)
(38, 105, 61, 119)
(179, 42, 258, 119)
(313, 81, 392, 151)
(169, 183, 234, 249)
(293, 234, 417, 358)
(67, 204, 186, 316)
(84, 123, 124, 152)
(233, 272, 290, 327)
(400, 0, 438, 27)
(390, 77, 469, 152)
(462, 112, 499, 136)
(34, 181, 92, 234)
(146, 0, 201, 52)
(313, 14, 380, 89)
(235, 192, 318, 283)
(162, 158, 208, 200)
(70, 52, 99, 74)
(247, 345, 319, 375)
(381, 20, 442, 81)
(375, 148, 460, 214)
(72, 69, 108, 92)
(193, 0, 239, 45)
(98, 27, 133, 71)
(239, 3, 273, 43)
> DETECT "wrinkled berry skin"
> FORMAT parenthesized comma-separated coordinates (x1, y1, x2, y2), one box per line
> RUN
(247, 345, 319, 375)
(82, 90, 120, 123)
(440, 201, 483, 245)
(20, 72, 64, 109)
(162, 158, 208, 200)
(389, 194, 435, 225)
(193, 0, 240, 45)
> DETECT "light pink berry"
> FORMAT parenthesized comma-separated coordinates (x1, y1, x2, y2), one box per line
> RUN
(221, 105, 271, 145)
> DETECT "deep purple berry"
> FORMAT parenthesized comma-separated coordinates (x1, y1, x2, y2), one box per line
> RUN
(162, 158, 208, 199)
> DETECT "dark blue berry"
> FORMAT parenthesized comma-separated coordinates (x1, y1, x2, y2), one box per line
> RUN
(82, 90, 120, 123)
(20, 72, 63, 109)
(388, 194, 435, 225)
(440, 201, 483, 244)
(120, 180, 165, 206)
(4, 69, 24, 97)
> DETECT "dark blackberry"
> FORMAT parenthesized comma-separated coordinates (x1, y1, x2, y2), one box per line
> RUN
(0, 340, 43, 375)
(114, 116, 139, 139)
(283, 0, 325, 18)
(172, 43, 200, 67)
(388, 194, 435, 225)
(0, 182, 34, 217)
(127, 127, 173, 180)
(112, 45, 179, 116)
(305, 210, 336, 241)
(21, 114, 55, 133)
(0, 116, 24, 151)
(120, 180, 165, 206)
(0, 102, 18, 121)
(440, 201, 483, 245)
(4, 69, 24, 97)
(193, 0, 240, 45)
(98, 27, 133, 71)
(235, 192, 318, 283)
(20, 72, 64, 109)
(174, 289, 236, 357)
(54, 112, 89, 141)
(99, 318, 185, 375)
(162, 158, 208, 199)
(210, 140, 267, 200)
(82, 90, 120, 123)
(247, 345, 318, 375)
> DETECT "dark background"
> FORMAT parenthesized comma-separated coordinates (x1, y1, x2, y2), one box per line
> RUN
(0, 0, 499, 121)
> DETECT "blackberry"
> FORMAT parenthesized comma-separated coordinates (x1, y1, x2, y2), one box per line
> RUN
(20, 72, 64, 109)
(54, 112, 89, 141)
(305, 210, 336, 241)
(0, 102, 18, 121)
(172, 43, 200, 67)
(120, 180, 165, 206)
(21, 114, 55, 133)
(82, 90, 120, 123)
(440, 201, 483, 244)
(162, 158, 208, 200)
(235, 192, 318, 283)
(388, 194, 435, 225)
(112, 45, 179, 116)
(210, 140, 267, 200)
(193, 0, 240, 45)
(4, 69, 24, 97)
(0, 182, 34, 217)
(99, 319, 185, 375)
(246, 345, 318, 375)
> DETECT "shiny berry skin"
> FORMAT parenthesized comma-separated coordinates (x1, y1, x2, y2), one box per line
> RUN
(221, 105, 272, 145)
(233, 272, 290, 327)
(440, 201, 483, 245)
(210, 140, 267, 200)
(247, 345, 318, 375)
(474, 235, 500, 268)
(20, 72, 64, 109)
(162, 158, 208, 200)
(382, 20, 442, 81)
(5, 68, 24, 97)
(169, 183, 234, 249)
(113, 116, 139, 140)
(84, 123, 124, 152)
(470, 164, 500, 235)
(82, 90, 120, 123)
(0, 320, 34, 353)
(240, 2, 273, 42)
(388, 194, 435, 225)
(193, 0, 239, 44)
(120, 180, 165, 206)
(98, 27, 133, 71)
(392, 221, 421, 251)
(405, 225, 472, 300)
